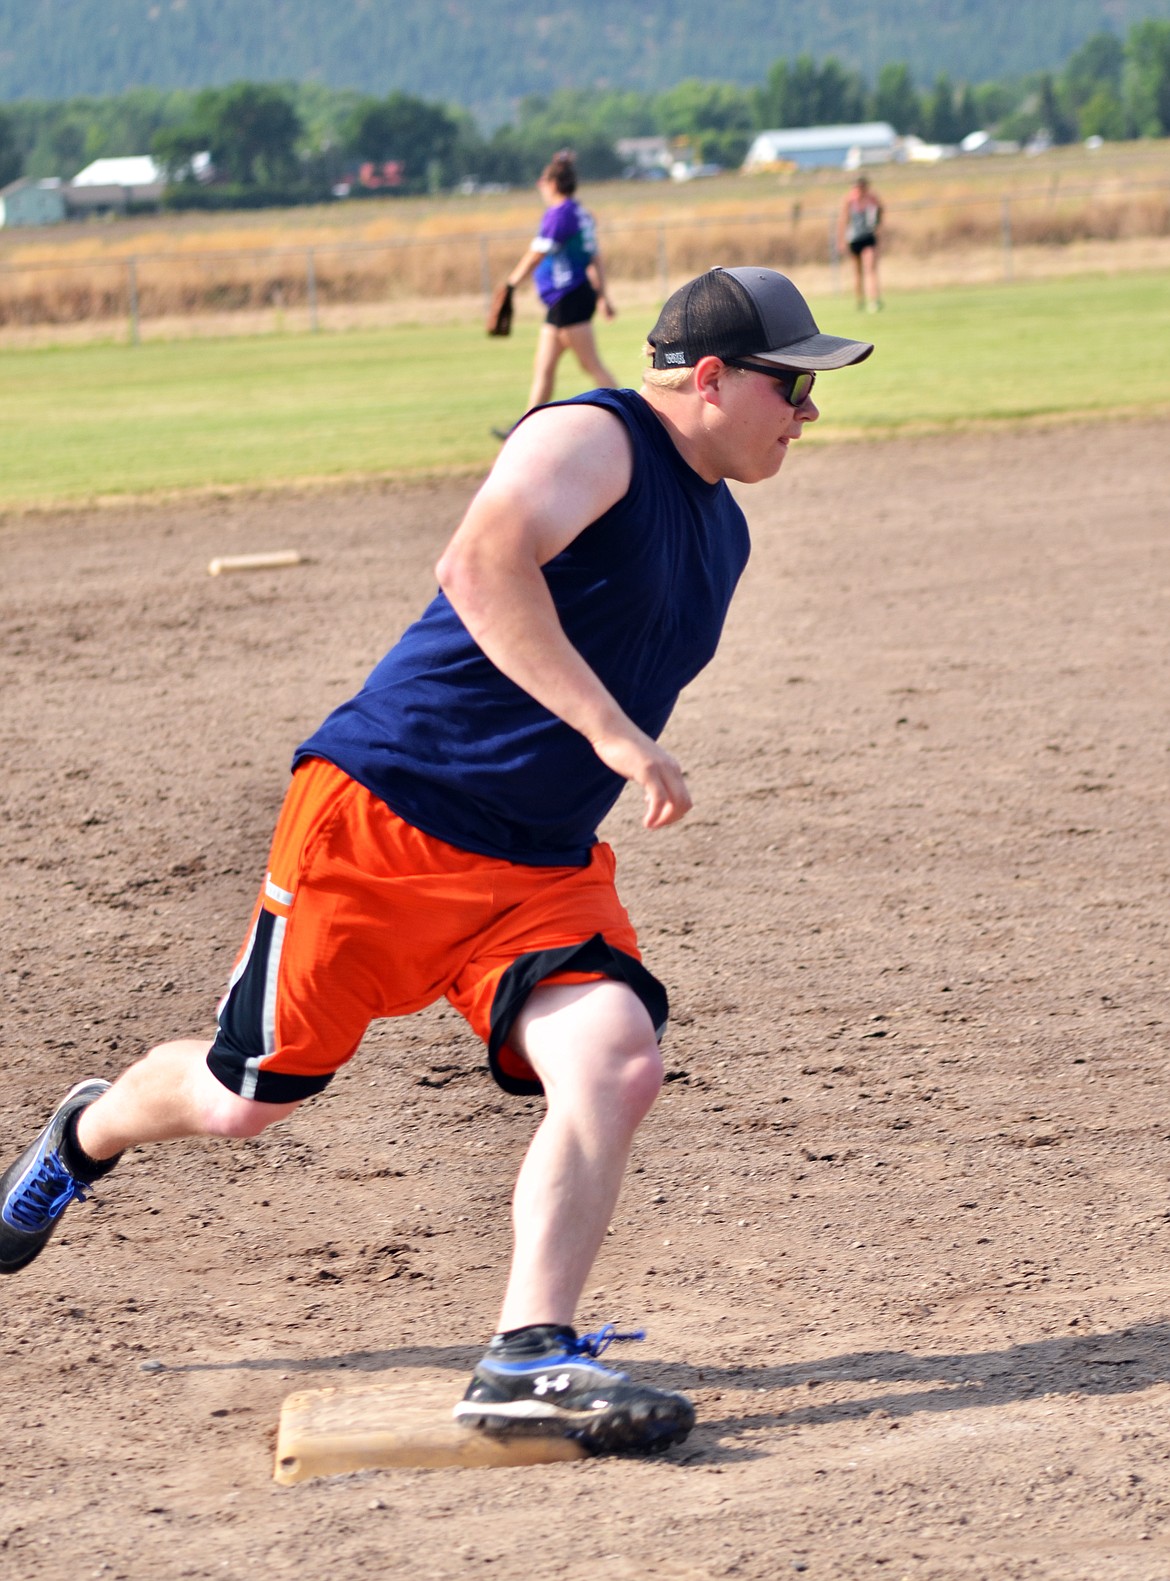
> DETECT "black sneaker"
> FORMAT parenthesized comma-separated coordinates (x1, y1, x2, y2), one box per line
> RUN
(0, 1079, 111, 1273)
(453, 1323, 695, 1454)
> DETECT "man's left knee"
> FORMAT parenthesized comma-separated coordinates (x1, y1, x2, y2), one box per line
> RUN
(611, 1038, 665, 1125)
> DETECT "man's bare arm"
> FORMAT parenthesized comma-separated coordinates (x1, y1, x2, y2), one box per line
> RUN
(435, 404, 692, 828)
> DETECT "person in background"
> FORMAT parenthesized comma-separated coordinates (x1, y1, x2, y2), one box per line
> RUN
(838, 173, 884, 313)
(495, 149, 617, 435)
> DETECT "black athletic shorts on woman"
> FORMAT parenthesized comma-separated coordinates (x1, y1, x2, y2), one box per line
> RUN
(546, 279, 597, 328)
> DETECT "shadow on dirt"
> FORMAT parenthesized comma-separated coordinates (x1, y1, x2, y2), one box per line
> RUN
(678, 1321, 1170, 1456)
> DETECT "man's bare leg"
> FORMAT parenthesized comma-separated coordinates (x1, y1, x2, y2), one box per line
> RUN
(1, 1040, 299, 1274)
(496, 979, 663, 1331)
(454, 978, 694, 1450)
(77, 1040, 301, 1157)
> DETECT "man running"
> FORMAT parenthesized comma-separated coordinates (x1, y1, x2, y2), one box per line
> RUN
(1, 267, 871, 1454)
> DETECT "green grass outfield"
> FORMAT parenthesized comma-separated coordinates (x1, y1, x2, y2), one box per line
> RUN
(1, 271, 1168, 509)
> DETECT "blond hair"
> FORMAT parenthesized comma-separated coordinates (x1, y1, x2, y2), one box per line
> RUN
(640, 340, 692, 390)
(640, 341, 753, 390)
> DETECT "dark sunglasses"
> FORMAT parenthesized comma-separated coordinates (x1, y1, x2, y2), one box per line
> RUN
(726, 361, 817, 407)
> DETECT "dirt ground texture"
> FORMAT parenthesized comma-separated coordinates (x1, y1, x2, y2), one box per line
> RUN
(3, 417, 1170, 1579)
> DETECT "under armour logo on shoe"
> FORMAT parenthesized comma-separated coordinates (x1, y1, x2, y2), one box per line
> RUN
(533, 1371, 572, 1396)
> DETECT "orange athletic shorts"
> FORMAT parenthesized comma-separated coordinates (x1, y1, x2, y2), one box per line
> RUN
(206, 758, 667, 1104)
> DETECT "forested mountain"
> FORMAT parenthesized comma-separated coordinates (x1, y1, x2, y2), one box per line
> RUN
(3, 0, 1170, 120)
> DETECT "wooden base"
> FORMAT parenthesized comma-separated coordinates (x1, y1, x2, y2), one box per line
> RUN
(274, 1381, 587, 1482)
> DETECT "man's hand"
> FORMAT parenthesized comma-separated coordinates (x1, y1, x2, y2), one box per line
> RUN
(590, 727, 692, 829)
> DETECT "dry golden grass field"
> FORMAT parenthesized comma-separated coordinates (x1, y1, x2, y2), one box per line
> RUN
(0, 139, 1167, 340)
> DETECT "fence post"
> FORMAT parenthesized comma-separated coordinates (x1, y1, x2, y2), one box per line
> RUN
(828, 220, 840, 293)
(479, 234, 492, 309)
(1001, 195, 1013, 280)
(657, 224, 668, 298)
(306, 248, 319, 332)
(127, 257, 140, 345)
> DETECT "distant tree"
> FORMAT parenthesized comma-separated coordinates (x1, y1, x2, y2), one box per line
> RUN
(758, 55, 821, 128)
(0, 108, 21, 187)
(77, 87, 195, 160)
(923, 74, 963, 144)
(971, 80, 1017, 130)
(344, 91, 460, 188)
(756, 53, 865, 128)
(871, 62, 920, 133)
(1061, 31, 1123, 113)
(954, 83, 981, 139)
(815, 58, 866, 124)
(1078, 86, 1127, 141)
(650, 79, 752, 165)
(539, 130, 623, 182)
(501, 93, 626, 181)
(151, 124, 208, 181)
(656, 79, 751, 136)
(150, 82, 308, 200)
(198, 83, 303, 186)
(587, 89, 660, 140)
(458, 124, 530, 186)
(456, 117, 621, 187)
(1061, 33, 1128, 140)
(49, 115, 88, 176)
(1123, 19, 1170, 136)
(516, 87, 657, 142)
(1037, 73, 1077, 144)
(294, 83, 368, 154)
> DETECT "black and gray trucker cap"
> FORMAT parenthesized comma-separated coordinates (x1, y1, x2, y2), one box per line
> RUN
(648, 266, 873, 372)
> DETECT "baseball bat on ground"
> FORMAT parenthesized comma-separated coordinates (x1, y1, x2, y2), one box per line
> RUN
(208, 550, 306, 575)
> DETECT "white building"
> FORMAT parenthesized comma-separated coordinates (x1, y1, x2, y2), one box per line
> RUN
(0, 177, 67, 227)
(743, 122, 898, 172)
(65, 154, 169, 216)
(71, 155, 165, 187)
(616, 136, 673, 176)
(897, 134, 958, 164)
(959, 129, 1021, 157)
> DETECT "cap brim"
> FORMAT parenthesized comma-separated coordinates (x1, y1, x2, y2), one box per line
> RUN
(751, 331, 873, 371)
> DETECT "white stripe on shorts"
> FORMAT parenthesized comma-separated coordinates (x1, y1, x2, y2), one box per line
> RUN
(265, 874, 294, 907)
(232, 912, 287, 1102)
(216, 911, 260, 1023)
(261, 913, 287, 1059)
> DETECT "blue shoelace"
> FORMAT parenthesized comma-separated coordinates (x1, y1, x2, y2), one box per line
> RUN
(5, 1149, 90, 1232)
(572, 1324, 647, 1359)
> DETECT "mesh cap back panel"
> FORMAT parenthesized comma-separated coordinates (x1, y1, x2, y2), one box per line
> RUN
(650, 271, 764, 366)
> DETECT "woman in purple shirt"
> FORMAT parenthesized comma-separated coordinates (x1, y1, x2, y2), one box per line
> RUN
(504, 149, 617, 419)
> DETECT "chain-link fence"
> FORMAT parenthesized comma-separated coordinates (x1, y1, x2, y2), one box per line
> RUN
(2, 178, 1167, 338)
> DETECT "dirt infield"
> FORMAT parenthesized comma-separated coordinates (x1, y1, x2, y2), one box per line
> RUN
(3, 418, 1170, 1579)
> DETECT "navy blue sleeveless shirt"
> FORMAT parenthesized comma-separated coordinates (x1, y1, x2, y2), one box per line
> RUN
(295, 388, 751, 865)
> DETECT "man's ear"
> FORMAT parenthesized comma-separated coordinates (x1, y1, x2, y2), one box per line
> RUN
(693, 355, 728, 405)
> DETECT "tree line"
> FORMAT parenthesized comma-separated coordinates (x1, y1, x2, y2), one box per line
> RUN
(1, 22, 1168, 205)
